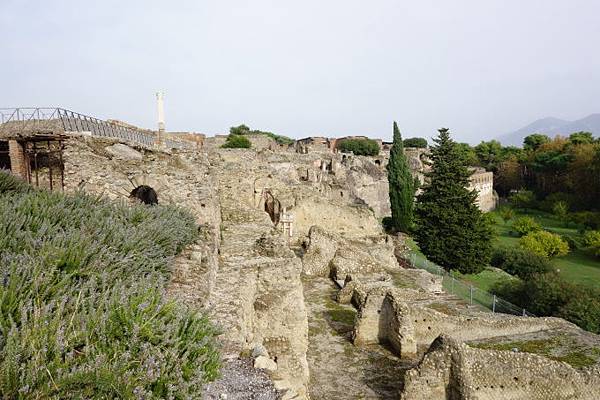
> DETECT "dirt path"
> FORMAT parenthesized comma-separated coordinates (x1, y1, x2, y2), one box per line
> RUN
(303, 276, 414, 399)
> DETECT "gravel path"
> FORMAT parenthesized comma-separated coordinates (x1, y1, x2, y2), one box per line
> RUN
(203, 358, 281, 400)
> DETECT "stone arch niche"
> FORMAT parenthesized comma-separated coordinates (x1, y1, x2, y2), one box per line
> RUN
(129, 185, 158, 205)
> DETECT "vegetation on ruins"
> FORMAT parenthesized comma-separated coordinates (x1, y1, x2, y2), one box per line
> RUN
(0, 171, 220, 398)
(414, 128, 493, 274)
(387, 122, 416, 232)
(337, 138, 380, 156)
(402, 137, 428, 148)
(229, 124, 295, 145)
(222, 133, 252, 148)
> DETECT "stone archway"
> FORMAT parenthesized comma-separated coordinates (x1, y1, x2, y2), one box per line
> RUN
(129, 185, 158, 205)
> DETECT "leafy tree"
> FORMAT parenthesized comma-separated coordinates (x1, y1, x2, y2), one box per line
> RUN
(495, 157, 523, 197)
(455, 142, 478, 165)
(491, 247, 552, 279)
(387, 122, 416, 232)
(414, 128, 493, 274)
(524, 133, 550, 151)
(512, 216, 542, 236)
(230, 124, 251, 135)
(568, 131, 595, 145)
(222, 134, 251, 148)
(403, 137, 428, 148)
(509, 190, 536, 209)
(520, 230, 569, 258)
(475, 140, 503, 171)
(338, 138, 380, 156)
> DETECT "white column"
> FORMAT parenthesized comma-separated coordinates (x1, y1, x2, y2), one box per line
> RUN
(156, 91, 165, 145)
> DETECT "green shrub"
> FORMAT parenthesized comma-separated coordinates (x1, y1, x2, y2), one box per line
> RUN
(0, 171, 220, 398)
(338, 139, 380, 156)
(512, 216, 542, 236)
(498, 206, 515, 224)
(403, 137, 428, 148)
(583, 230, 600, 257)
(539, 192, 574, 213)
(492, 272, 600, 333)
(552, 200, 569, 222)
(491, 247, 552, 279)
(222, 134, 251, 149)
(558, 286, 600, 334)
(228, 124, 294, 145)
(509, 190, 536, 209)
(520, 230, 570, 258)
(571, 211, 600, 230)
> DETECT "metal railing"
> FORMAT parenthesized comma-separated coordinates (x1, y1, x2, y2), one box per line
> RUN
(0, 107, 193, 150)
(407, 252, 536, 317)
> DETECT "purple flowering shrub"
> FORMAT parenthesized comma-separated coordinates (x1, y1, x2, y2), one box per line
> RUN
(0, 171, 220, 399)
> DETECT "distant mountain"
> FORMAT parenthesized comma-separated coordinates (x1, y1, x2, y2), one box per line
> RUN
(498, 114, 600, 146)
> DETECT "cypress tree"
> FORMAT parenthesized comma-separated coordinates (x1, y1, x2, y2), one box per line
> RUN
(414, 128, 493, 274)
(387, 122, 416, 232)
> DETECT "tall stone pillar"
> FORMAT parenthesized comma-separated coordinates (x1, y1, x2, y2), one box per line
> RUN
(156, 91, 165, 145)
(8, 140, 28, 180)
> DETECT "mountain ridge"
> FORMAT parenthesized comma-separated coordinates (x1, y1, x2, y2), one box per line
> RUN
(498, 113, 600, 146)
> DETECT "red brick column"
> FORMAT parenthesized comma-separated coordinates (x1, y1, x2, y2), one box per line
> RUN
(8, 140, 28, 180)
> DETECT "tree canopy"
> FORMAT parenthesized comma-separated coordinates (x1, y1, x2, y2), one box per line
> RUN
(403, 137, 428, 148)
(388, 122, 417, 232)
(414, 128, 494, 274)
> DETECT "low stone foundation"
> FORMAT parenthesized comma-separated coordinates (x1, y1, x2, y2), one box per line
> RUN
(352, 286, 570, 358)
(401, 335, 600, 400)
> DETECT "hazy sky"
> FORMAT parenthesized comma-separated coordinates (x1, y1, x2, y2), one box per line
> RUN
(1, 0, 599, 143)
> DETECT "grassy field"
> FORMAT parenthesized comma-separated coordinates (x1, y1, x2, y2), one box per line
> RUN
(492, 209, 600, 289)
(405, 208, 600, 293)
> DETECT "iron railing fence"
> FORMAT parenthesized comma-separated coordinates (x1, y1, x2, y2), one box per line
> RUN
(408, 252, 536, 317)
(0, 107, 192, 150)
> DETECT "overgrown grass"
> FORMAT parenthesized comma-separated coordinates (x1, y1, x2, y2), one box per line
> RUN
(0, 171, 220, 399)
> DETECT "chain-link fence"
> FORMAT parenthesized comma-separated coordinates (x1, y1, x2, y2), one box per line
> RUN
(407, 252, 535, 317)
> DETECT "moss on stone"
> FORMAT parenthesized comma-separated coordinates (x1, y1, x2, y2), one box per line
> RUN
(470, 337, 599, 369)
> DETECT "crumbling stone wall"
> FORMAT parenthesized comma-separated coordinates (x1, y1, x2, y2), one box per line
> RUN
(352, 286, 571, 358)
(62, 136, 222, 306)
(401, 335, 600, 400)
(301, 225, 399, 279)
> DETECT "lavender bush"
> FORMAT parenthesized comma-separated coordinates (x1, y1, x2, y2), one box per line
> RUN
(0, 171, 220, 399)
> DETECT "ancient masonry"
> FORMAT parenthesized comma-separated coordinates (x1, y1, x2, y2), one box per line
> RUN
(1, 118, 597, 399)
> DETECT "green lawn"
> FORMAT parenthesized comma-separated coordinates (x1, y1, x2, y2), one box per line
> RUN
(492, 209, 600, 289)
(405, 208, 600, 294)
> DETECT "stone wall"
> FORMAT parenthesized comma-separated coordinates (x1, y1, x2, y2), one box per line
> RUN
(469, 168, 498, 212)
(401, 335, 600, 400)
(352, 286, 571, 358)
(8, 140, 27, 179)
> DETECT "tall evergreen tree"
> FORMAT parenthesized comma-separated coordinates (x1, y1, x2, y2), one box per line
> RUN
(387, 122, 416, 232)
(414, 128, 493, 274)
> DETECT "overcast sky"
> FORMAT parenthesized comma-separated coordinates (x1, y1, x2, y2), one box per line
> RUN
(1, 0, 599, 143)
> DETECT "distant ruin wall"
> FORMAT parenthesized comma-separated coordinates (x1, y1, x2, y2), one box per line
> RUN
(401, 335, 600, 400)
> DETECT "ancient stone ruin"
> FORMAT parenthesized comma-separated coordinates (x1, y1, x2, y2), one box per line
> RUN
(1, 112, 597, 399)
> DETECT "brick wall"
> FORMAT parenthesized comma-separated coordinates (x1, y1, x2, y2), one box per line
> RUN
(8, 140, 28, 180)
